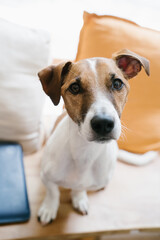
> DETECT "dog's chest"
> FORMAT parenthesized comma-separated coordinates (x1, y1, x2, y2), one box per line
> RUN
(54, 146, 116, 191)
(42, 116, 117, 191)
(66, 136, 117, 190)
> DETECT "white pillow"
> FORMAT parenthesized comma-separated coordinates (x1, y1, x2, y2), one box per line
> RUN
(0, 18, 51, 154)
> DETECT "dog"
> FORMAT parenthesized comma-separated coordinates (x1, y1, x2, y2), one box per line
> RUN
(37, 49, 158, 225)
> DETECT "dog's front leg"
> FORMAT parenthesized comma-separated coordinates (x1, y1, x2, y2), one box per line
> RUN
(38, 181, 60, 225)
(71, 190, 89, 215)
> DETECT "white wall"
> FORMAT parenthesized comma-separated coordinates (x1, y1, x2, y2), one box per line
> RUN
(0, 0, 159, 60)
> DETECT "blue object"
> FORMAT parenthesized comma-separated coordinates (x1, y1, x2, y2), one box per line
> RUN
(0, 142, 30, 224)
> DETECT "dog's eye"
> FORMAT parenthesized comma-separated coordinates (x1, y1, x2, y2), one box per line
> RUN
(69, 83, 81, 95)
(112, 79, 124, 90)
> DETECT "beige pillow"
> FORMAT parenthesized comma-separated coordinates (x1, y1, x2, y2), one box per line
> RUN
(0, 18, 51, 154)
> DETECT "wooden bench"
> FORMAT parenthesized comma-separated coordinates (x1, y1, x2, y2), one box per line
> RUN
(1, 149, 160, 240)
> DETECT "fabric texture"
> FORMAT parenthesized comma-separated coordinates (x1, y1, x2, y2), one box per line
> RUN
(76, 11, 160, 153)
(0, 18, 51, 154)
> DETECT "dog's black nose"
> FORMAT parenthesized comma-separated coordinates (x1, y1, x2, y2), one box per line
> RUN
(91, 115, 114, 135)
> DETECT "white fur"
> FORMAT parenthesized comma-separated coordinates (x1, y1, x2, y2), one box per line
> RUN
(71, 190, 89, 215)
(38, 114, 118, 224)
(86, 59, 97, 81)
(38, 59, 158, 225)
(41, 115, 118, 191)
(118, 150, 159, 166)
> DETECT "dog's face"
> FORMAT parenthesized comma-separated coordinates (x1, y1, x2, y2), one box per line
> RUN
(38, 49, 149, 143)
(61, 58, 129, 142)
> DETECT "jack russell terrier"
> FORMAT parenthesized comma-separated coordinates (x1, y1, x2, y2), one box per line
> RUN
(37, 49, 157, 225)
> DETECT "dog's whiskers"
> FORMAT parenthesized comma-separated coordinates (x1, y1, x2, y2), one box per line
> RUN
(121, 121, 132, 133)
(120, 121, 132, 142)
(120, 129, 127, 141)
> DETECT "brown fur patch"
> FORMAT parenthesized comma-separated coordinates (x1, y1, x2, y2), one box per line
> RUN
(61, 60, 96, 123)
(94, 59, 130, 117)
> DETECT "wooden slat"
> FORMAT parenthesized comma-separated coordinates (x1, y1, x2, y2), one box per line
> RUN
(101, 231, 160, 240)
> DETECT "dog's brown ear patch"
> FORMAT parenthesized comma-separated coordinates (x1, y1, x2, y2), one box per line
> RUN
(38, 66, 53, 95)
(61, 61, 72, 85)
(112, 49, 150, 79)
(38, 61, 72, 105)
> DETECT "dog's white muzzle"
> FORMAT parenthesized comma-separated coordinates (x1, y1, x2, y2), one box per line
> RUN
(79, 94, 121, 142)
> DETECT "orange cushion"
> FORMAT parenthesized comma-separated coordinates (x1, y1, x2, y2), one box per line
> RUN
(76, 11, 160, 153)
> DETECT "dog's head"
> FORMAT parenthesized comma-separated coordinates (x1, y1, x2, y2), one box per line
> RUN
(38, 49, 149, 143)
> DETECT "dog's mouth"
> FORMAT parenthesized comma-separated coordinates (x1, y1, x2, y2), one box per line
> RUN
(89, 135, 114, 143)
(78, 111, 121, 143)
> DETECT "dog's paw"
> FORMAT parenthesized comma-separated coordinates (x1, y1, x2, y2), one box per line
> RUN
(38, 202, 58, 225)
(71, 191, 89, 215)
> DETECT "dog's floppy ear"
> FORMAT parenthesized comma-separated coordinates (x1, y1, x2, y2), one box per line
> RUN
(112, 49, 150, 79)
(38, 61, 72, 105)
